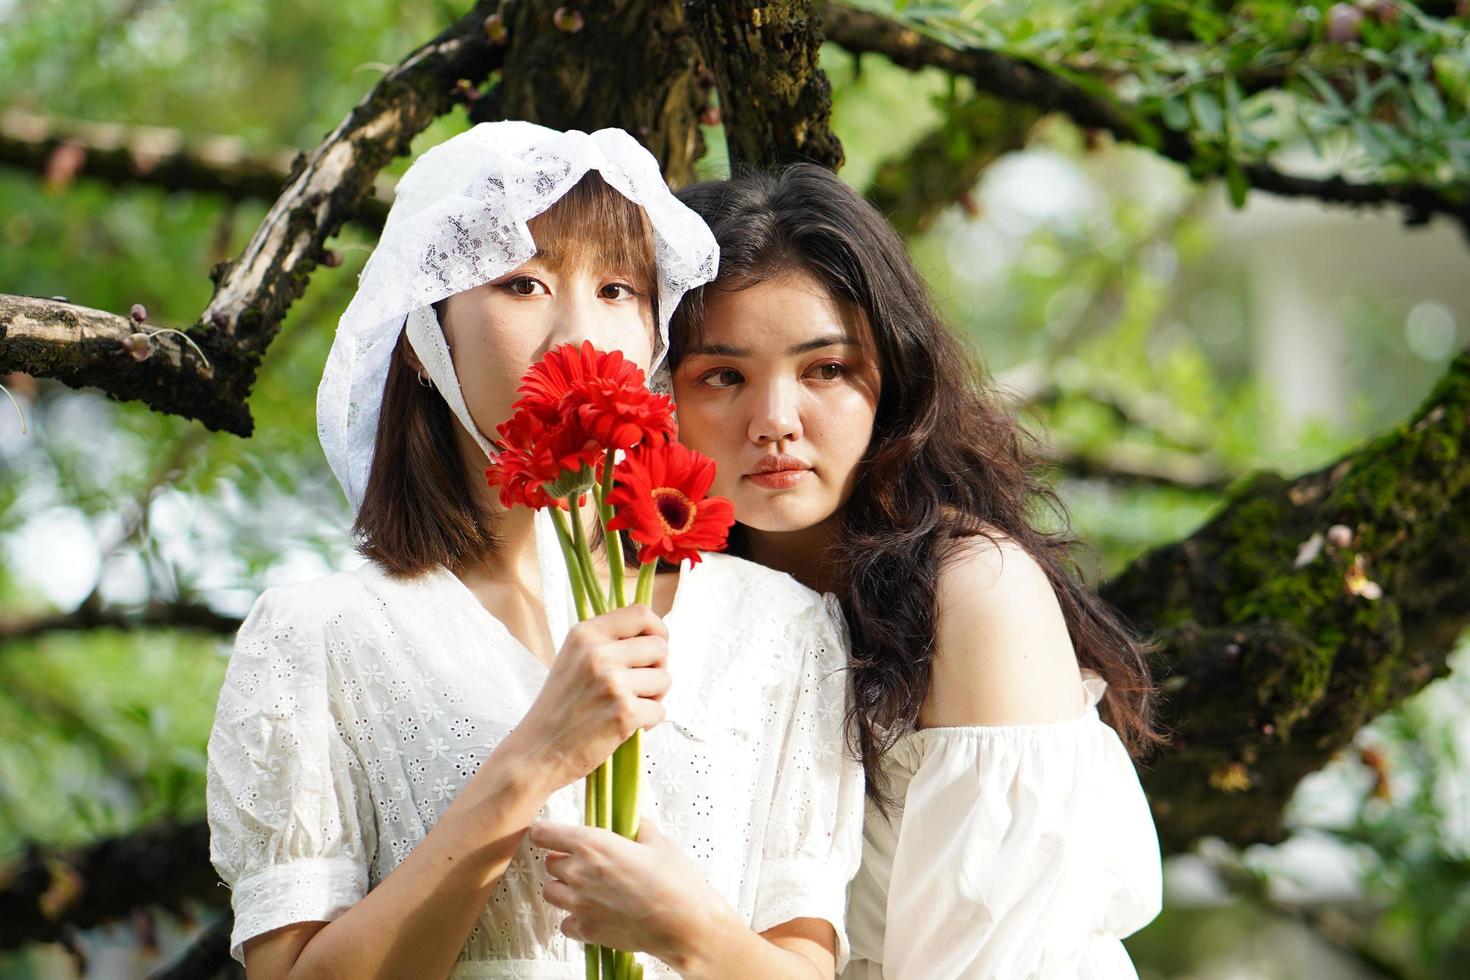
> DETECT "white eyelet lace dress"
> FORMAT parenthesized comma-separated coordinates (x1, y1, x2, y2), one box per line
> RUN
(840, 671, 1163, 980)
(206, 550, 865, 978)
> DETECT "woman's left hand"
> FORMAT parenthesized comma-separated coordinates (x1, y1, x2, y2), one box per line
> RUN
(530, 818, 732, 962)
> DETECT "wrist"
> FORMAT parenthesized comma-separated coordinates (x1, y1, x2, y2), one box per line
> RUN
(442, 733, 556, 844)
(483, 727, 563, 802)
(658, 890, 745, 977)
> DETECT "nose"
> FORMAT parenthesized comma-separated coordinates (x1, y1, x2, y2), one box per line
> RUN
(544, 290, 604, 351)
(748, 377, 802, 445)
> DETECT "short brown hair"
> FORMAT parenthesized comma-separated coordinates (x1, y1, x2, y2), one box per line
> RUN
(353, 170, 657, 577)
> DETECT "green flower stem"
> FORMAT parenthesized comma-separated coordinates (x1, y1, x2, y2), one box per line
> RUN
(601, 945, 616, 979)
(549, 508, 591, 623)
(613, 565, 657, 844)
(635, 561, 657, 607)
(598, 755, 613, 828)
(552, 504, 607, 980)
(568, 494, 607, 616)
(605, 565, 661, 979)
(612, 729, 641, 841)
(598, 454, 626, 610)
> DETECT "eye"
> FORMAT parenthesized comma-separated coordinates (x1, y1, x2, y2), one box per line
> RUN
(504, 275, 548, 296)
(599, 281, 640, 300)
(698, 367, 744, 389)
(809, 361, 846, 381)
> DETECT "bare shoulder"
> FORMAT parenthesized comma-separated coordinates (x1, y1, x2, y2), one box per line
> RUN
(924, 531, 1086, 728)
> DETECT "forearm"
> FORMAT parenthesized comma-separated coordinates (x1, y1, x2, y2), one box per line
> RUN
(281, 740, 556, 980)
(663, 908, 830, 980)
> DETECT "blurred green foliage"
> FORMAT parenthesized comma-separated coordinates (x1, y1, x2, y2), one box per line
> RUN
(1, 1, 1466, 976)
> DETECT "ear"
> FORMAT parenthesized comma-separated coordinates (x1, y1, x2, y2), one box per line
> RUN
(401, 331, 427, 375)
(396, 318, 429, 376)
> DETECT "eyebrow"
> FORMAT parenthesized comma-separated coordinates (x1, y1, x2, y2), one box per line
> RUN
(686, 334, 858, 358)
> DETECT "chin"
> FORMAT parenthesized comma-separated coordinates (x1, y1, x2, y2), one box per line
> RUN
(734, 494, 830, 536)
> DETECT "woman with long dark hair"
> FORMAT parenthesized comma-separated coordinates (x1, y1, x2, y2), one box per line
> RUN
(659, 164, 1165, 978)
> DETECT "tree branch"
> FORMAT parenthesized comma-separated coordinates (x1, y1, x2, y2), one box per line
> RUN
(865, 93, 1039, 236)
(686, 0, 843, 170)
(0, 295, 229, 428)
(0, 1, 514, 435)
(819, 2, 1470, 233)
(147, 914, 240, 980)
(1108, 349, 1470, 852)
(0, 597, 240, 646)
(1043, 442, 1233, 493)
(0, 109, 391, 229)
(0, 821, 215, 951)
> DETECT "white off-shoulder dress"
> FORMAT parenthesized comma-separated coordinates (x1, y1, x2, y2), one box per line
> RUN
(205, 549, 864, 978)
(841, 671, 1162, 980)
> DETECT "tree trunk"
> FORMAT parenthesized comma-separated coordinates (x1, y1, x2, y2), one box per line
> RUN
(686, 0, 843, 170)
(493, 0, 708, 187)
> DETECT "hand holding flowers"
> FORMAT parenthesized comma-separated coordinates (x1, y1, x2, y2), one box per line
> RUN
(531, 818, 737, 974)
(486, 342, 735, 980)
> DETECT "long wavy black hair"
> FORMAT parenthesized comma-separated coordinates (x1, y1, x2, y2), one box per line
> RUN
(670, 164, 1163, 809)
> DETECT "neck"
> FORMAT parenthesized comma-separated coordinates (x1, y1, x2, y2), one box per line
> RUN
(455, 427, 543, 589)
(458, 461, 610, 590)
(458, 501, 541, 587)
(743, 517, 843, 595)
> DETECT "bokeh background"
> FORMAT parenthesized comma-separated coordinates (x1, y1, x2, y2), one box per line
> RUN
(2, 2, 1467, 977)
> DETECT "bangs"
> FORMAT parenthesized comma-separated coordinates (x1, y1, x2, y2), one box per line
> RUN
(528, 171, 658, 296)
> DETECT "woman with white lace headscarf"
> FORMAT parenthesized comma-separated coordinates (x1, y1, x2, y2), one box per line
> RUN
(205, 122, 863, 980)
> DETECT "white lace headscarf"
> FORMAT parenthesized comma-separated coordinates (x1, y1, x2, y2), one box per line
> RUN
(317, 120, 719, 513)
(315, 121, 717, 646)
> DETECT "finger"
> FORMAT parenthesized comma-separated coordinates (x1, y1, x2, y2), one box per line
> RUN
(634, 816, 664, 845)
(625, 665, 672, 699)
(606, 634, 668, 669)
(530, 821, 591, 853)
(544, 851, 573, 882)
(543, 879, 577, 913)
(630, 698, 666, 732)
(561, 914, 583, 943)
(586, 603, 668, 641)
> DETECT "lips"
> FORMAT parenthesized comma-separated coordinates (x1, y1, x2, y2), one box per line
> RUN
(744, 454, 812, 490)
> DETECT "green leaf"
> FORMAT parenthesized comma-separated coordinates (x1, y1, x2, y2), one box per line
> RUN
(1300, 65, 1348, 115)
(1411, 74, 1446, 122)
(1161, 96, 1191, 131)
(1225, 159, 1250, 209)
(1188, 87, 1224, 139)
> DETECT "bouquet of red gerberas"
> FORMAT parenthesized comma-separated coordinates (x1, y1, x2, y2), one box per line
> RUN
(486, 342, 735, 980)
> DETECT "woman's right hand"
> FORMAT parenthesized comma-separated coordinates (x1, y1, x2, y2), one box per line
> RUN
(509, 603, 671, 789)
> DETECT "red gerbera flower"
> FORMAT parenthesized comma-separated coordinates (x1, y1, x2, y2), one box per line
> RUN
(514, 341, 675, 451)
(514, 341, 637, 417)
(486, 408, 602, 510)
(572, 378, 676, 451)
(606, 441, 735, 566)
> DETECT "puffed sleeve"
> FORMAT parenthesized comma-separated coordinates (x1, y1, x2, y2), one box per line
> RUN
(752, 594, 867, 970)
(206, 586, 377, 963)
(879, 676, 1162, 980)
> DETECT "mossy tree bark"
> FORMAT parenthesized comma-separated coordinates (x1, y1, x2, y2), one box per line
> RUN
(491, 0, 710, 187)
(1107, 353, 1470, 852)
(685, 0, 843, 170)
